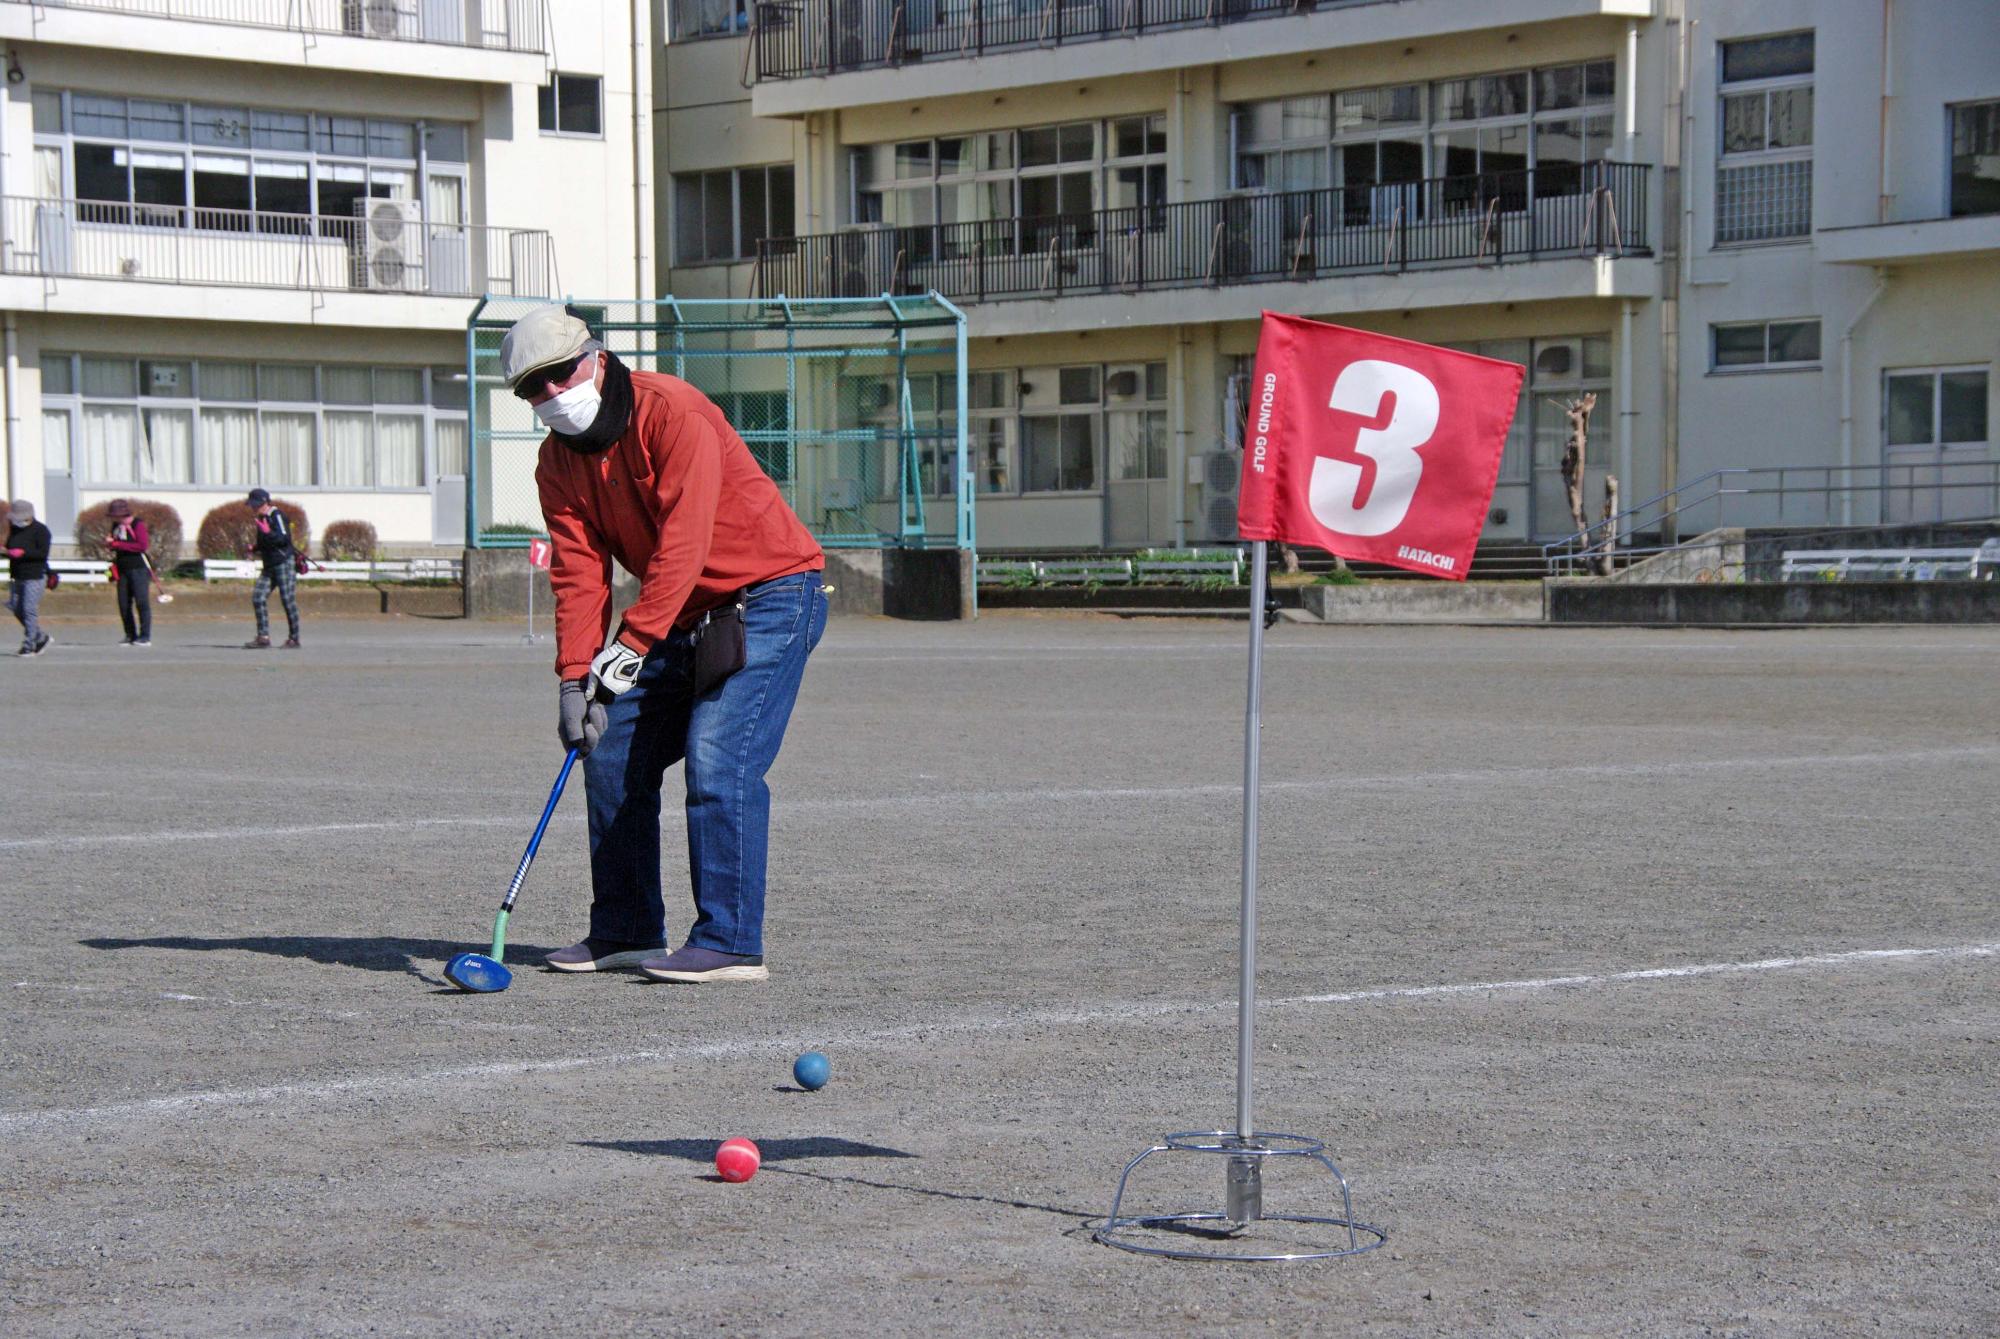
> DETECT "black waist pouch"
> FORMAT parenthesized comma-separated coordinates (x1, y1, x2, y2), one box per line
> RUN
(691, 598, 746, 696)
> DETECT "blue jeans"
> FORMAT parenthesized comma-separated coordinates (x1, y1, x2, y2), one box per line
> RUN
(9, 578, 42, 650)
(583, 571, 826, 955)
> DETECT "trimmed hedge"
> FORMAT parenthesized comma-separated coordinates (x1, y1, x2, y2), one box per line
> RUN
(75, 499, 184, 573)
(197, 499, 310, 560)
(320, 519, 378, 562)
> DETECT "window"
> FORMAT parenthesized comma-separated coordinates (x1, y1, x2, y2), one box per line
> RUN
(670, 0, 749, 39)
(1107, 363, 1168, 481)
(851, 118, 1167, 246)
(35, 91, 462, 235)
(41, 352, 465, 491)
(1711, 319, 1821, 370)
(1883, 366, 1992, 522)
(1716, 32, 1814, 244)
(1016, 360, 1168, 494)
(1950, 101, 2000, 218)
(538, 75, 602, 137)
(673, 166, 796, 264)
(1231, 62, 1613, 211)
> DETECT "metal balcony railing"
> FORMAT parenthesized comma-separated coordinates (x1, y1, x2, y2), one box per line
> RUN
(756, 163, 1649, 303)
(1, 196, 556, 299)
(3, 0, 545, 53)
(750, 0, 1352, 81)
(1542, 462, 2000, 577)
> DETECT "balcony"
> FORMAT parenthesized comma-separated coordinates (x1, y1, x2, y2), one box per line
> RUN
(751, 0, 1332, 81)
(0, 0, 544, 52)
(1817, 213, 2000, 267)
(756, 162, 1650, 305)
(2, 196, 554, 300)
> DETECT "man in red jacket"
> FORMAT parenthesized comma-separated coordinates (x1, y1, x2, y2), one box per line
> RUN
(507, 304, 826, 984)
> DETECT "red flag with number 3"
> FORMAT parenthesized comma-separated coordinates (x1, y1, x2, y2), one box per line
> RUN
(1237, 313, 1525, 581)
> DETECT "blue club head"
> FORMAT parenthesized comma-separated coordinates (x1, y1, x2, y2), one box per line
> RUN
(444, 952, 512, 993)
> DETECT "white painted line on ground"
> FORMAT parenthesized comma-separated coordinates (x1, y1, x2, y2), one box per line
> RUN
(0, 815, 523, 852)
(5, 940, 1992, 1135)
(7, 743, 1997, 851)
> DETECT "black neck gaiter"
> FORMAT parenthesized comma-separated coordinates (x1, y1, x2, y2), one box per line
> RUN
(550, 350, 636, 455)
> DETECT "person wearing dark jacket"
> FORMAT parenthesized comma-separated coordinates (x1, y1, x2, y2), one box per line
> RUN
(6, 497, 52, 656)
(105, 498, 153, 647)
(242, 488, 300, 650)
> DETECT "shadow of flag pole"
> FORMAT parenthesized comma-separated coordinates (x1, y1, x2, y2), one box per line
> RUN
(1096, 311, 1522, 1262)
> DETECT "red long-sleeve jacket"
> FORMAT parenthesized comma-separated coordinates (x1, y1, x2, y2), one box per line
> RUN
(107, 519, 150, 573)
(536, 371, 823, 681)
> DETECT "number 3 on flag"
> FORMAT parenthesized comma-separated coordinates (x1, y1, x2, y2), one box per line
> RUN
(1237, 313, 1525, 581)
(1310, 360, 1441, 538)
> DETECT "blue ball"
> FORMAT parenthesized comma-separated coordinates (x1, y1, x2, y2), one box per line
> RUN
(793, 1051, 830, 1091)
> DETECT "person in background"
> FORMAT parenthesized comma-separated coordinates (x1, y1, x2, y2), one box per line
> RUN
(105, 498, 152, 648)
(6, 498, 52, 657)
(242, 488, 300, 650)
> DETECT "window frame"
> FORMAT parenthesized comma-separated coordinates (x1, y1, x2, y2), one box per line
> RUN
(1709, 318, 1823, 373)
(1948, 98, 2000, 219)
(537, 73, 605, 139)
(1228, 61, 1615, 197)
(43, 350, 462, 493)
(673, 164, 797, 266)
(1882, 364, 1991, 450)
(34, 89, 460, 239)
(849, 117, 1167, 235)
(668, 0, 750, 40)
(1714, 31, 1815, 247)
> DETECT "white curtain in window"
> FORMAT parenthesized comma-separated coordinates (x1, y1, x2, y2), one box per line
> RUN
(201, 408, 258, 485)
(261, 411, 316, 486)
(41, 410, 73, 472)
(324, 411, 374, 488)
(376, 415, 423, 488)
(434, 417, 468, 477)
(140, 408, 194, 484)
(82, 405, 138, 483)
(34, 146, 62, 200)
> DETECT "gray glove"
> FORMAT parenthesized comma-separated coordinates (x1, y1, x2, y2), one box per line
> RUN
(558, 679, 606, 757)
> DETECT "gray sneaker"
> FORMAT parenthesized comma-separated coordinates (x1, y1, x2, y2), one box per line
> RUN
(638, 945, 768, 983)
(545, 937, 666, 973)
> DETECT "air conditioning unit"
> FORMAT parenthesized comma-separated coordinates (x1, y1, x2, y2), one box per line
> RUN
(344, 0, 419, 39)
(353, 198, 423, 292)
(831, 228, 886, 299)
(1195, 451, 1243, 543)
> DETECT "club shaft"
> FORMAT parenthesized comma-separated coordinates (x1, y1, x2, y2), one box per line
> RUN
(1237, 540, 1267, 1140)
(500, 748, 579, 914)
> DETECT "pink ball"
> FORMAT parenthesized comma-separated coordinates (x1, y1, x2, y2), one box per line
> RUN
(715, 1138, 761, 1183)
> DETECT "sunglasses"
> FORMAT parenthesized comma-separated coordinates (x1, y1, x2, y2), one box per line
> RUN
(513, 352, 589, 400)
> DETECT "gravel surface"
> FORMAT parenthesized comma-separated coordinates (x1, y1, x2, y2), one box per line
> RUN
(3, 615, 1996, 1337)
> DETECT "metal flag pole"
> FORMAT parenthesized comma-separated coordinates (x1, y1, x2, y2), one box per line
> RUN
(1095, 539, 1385, 1262)
(1229, 538, 1269, 1221)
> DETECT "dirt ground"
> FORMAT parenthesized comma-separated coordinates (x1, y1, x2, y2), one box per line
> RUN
(2, 613, 1996, 1337)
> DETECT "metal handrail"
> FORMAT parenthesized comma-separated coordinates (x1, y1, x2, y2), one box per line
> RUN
(757, 163, 1651, 302)
(2, 0, 545, 53)
(749, 0, 1355, 81)
(0, 195, 555, 297)
(1542, 461, 2000, 576)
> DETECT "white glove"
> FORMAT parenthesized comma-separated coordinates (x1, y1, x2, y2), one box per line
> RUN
(587, 640, 645, 699)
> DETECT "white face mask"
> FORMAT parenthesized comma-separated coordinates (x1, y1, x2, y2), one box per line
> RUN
(533, 355, 602, 435)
